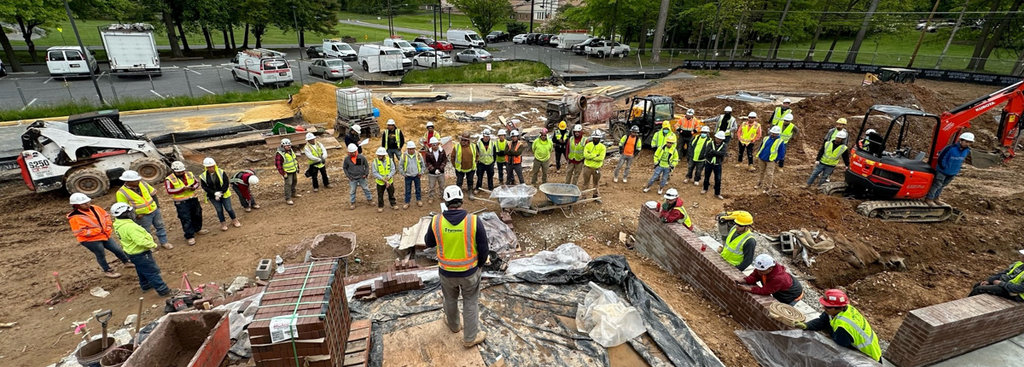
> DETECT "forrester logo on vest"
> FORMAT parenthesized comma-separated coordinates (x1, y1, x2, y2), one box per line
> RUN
(443, 228, 463, 233)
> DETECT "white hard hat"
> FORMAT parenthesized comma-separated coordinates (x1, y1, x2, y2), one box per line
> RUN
(171, 161, 186, 172)
(663, 188, 678, 200)
(747, 112, 757, 118)
(375, 147, 387, 156)
(69, 193, 91, 205)
(306, 132, 316, 141)
(119, 170, 142, 182)
(783, 98, 792, 104)
(482, 130, 491, 138)
(347, 143, 359, 153)
(573, 124, 583, 132)
(865, 129, 877, 135)
(443, 185, 463, 202)
(110, 202, 132, 217)
(591, 130, 603, 138)
(769, 126, 782, 134)
(959, 132, 975, 142)
(783, 114, 794, 121)
(686, 109, 695, 116)
(497, 129, 507, 136)
(836, 131, 848, 139)
(387, 119, 396, 126)
(714, 131, 726, 140)
(248, 175, 259, 185)
(700, 126, 710, 133)
(203, 157, 216, 167)
(510, 130, 520, 137)
(281, 138, 292, 146)
(351, 124, 362, 133)
(724, 106, 733, 112)
(429, 137, 440, 145)
(426, 121, 434, 128)
(753, 254, 776, 271)
(406, 141, 416, 149)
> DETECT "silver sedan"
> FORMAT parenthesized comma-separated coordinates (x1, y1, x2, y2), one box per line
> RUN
(454, 48, 492, 63)
(308, 59, 354, 80)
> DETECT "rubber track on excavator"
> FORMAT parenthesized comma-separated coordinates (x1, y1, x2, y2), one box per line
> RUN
(856, 200, 953, 223)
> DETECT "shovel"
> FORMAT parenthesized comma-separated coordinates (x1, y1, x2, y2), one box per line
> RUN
(95, 310, 112, 349)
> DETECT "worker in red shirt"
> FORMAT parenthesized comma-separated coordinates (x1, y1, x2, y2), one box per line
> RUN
(655, 188, 693, 230)
(735, 254, 804, 305)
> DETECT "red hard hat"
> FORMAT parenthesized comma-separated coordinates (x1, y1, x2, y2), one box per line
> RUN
(819, 289, 850, 307)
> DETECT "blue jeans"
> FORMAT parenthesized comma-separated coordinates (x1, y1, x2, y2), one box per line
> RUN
(805, 163, 836, 187)
(128, 250, 170, 295)
(173, 198, 203, 239)
(135, 208, 168, 245)
(210, 197, 237, 222)
(80, 238, 130, 272)
(349, 178, 373, 203)
(926, 171, 955, 200)
(646, 166, 672, 188)
(404, 175, 422, 203)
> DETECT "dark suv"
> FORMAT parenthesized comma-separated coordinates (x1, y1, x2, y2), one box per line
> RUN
(486, 31, 509, 43)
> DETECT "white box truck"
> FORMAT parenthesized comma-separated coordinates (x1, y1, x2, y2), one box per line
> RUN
(357, 44, 408, 75)
(100, 23, 161, 76)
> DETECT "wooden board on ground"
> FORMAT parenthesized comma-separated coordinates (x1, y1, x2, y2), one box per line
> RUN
(319, 135, 343, 150)
(382, 319, 486, 367)
(264, 127, 318, 147)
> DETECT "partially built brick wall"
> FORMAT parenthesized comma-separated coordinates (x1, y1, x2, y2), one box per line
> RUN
(885, 294, 1024, 367)
(634, 206, 787, 331)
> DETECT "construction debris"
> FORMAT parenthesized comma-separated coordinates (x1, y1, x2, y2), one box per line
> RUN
(716, 91, 776, 103)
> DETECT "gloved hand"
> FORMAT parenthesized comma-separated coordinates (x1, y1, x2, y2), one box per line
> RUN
(661, 217, 668, 223)
(794, 321, 807, 330)
(215, 191, 223, 200)
(435, 169, 441, 174)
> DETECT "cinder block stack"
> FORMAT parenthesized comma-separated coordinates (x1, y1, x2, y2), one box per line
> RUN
(248, 260, 351, 367)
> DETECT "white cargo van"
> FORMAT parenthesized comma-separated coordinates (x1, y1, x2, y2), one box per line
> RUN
(322, 39, 357, 61)
(100, 23, 161, 76)
(556, 32, 591, 49)
(446, 30, 485, 48)
(231, 49, 293, 87)
(358, 44, 410, 75)
(382, 38, 417, 57)
(45, 46, 99, 77)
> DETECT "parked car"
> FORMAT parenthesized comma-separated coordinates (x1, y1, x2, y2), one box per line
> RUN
(308, 58, 354, 79)
(512, 33, 528, 44)
(410, 42, 433, 53)
(231, 48, 292, 87)
(306, 45, 325, 59)
(548, 35, 561, 47)
(383, 38, 418, 57)
(46, 46, 100, 77)
(412, 51, 453, 68)
(572, 37, 603, 55)
(357, 44, 406, 75)
(447, 29, 486, 48)
(0, 58, 6, 77)
(414, 36, 453, 51)
(455, 48, 492, 63)
(526, 33, 542, 45)
(539, 34, 553, 45)
(322, 39, 358, 61)
(584, 40, 630, 58)
(486, 31, 509, 43)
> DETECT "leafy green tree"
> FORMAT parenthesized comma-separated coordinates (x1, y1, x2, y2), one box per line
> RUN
(272, 0, 338, 48)
(450, 0, 513, 35)
(507, 21, 527, 35)
(4, 0, 64, 62)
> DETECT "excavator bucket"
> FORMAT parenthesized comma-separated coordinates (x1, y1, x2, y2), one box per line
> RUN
(969, 150, 1003, 169)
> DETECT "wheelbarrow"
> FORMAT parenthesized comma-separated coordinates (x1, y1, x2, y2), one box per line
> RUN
(305, 232, 357, 276)
(508, 183, 601, 217)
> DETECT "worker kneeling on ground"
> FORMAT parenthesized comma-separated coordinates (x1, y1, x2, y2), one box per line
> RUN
(967, 249, 1024, 302)
(717, 211, 756, 271)
(656, 188, 692, 231)
(424, 185, 490, 348)
(111, 202, 171, 297)
(735, 254, 803, 305)
(796, 289, 882, 362)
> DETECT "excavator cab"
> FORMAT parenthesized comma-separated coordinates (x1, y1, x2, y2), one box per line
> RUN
(609, 95, 674, 146)
(846, 105, 941, 201)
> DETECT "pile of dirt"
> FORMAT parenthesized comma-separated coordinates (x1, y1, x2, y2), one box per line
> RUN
(311, 234, 354, 258)
(289, 83, 340, 125)
(240, 103, 293, 123)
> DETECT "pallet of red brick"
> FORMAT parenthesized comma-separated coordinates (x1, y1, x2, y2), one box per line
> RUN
(248, 260, 351, 367)
(343, 319, 372, 367)
(371, 272, 423, 297)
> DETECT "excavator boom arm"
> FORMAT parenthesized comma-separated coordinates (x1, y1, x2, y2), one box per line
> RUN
(935, 80, 1024, 162)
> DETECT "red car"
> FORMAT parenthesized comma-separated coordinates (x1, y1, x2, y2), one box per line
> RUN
(414, 36, 453, 51)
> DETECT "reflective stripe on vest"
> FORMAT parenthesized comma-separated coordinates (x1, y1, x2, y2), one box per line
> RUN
(771, 107, 792, 126)
(374, 159, 393, 185)
(510, 141, 524, 164)
(432, 214, 478, 272)
(820, 141, 848, 166)
(720, 227, 750, 266)
(740, 123, 759, 144)
(279, 150, 298, 173)
(384, 129, 404, 149)
(166, 172, 197, 201)
(308, 143, 325, 168)
(496, 140, 509, 163)
(707, 141, 725, 165)
(674, 207, 692, 229)
(568, 137, 586, 160)
(780, 123, 796, 143)
(691, 135, 709, 162)
(1007, 262, 1024, 300)
(830, 306, 882, 361)
(655, 146, 678, 168)
(759, 137, 784, 161)
(477, 140, 496, 165)
(200, 168, 233, 198)
(402, 153, 423, 172)
(117, 182, 157, 215)
(680, 117, 701, 131)
(453, 144, 477, 172)
(554, 130, 569, 143)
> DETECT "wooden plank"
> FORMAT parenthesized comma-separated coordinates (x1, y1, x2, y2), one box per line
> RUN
(382, 319, 486, 367)
(348, 327, 370, 341)
(345, 339, 368, 354)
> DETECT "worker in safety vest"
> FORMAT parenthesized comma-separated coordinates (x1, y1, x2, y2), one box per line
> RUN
(230, 170, 260, 212)
(372, 147, 398, 212)
(823, 118, 849, 146)
(797, 289, 882, 362)
(656, 188, 692, 230)
(304, 132, 330, 192)
(643, 135, 679, 194)
(716, 210, 756, 270)
(165, 161, 204, 245)
(421, 121, 439, 147)
(399, 141, 426, 209)
(735, 254, 804, 305)
(475, 130, 496, 191)
(381, 119, 405, 162)
(769, 98, 793, 127)
(424, 185, 490, 348)
(200, 157, 241, 231)
(565, 124, 587, 185)
(684, 126, 711, 185)
(116, 170, 172, 249)
(776, 114, 798, 170)
(702, 131, 728, 200)
(111, 202, 171, 296)
(580, 130, 606, 198)
(505, 130, 526, 185)
(552, 121, 571, 172)
(650, 121, 675, 150)
(425, 137, 448, 204)
(755, 126, 787, 194)
(968, 250, 1024, 302)
(494, 129, 509, 184)
(614, 125, 642, 183)
(807, 131, 849, 188)
(275, 138, 301, 205)
(736, 112, 762, 171)
(344, 124, 363, 154)
(715, 106, 737, 146)
(676, 109, 702, 159)
(452, 133, 477, 200)
(530, 129, 554, 185)
(68, 193, 131, 278)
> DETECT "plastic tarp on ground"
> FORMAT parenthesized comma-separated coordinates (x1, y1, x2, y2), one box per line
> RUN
(350, 255, 724, 367)
(736, 330, 881, 367)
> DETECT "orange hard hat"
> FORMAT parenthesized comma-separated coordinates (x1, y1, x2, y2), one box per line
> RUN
(819, 289, 850, 307)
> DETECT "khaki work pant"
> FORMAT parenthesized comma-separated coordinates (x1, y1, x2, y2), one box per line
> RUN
(756, 160, 776, 192)
(580, 166, 601, 195)
(565, 162, 583, 185)
(530, 159, 550, 185)
(441, 271, 482, 343)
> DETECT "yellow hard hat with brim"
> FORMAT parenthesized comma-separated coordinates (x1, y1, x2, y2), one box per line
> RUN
(722, 210, 753, 226)
(662, 121, 672, 129)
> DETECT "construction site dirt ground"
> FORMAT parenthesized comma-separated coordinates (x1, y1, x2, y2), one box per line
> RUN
(2, 70, 1021, 367)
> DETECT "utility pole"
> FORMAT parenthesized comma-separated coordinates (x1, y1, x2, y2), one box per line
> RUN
(63, 0, 106, 106)
(292, 6, 302, 59)
(908, 0, 942, 67)
(529, 0, 535, 33)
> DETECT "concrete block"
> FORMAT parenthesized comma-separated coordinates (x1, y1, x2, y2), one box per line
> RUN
(255, 259, 272, 280)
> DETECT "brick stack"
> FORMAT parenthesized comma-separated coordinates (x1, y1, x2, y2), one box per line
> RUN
(392, 259, 420, 271)
(885, 294, 1024, 367)
(342, 320, 372, 367)
(372, 271, 423, 297)
(248, 260, 351, 367)
(634, 206, 788, 331)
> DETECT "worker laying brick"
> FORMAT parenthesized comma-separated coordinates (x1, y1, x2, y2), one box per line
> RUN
(796, 289, 882, 362)
(716, 211, 757, 271)
(967, 250, 1024, 302)
(655, 188, 692, 231)
(734, 254, 804, 305)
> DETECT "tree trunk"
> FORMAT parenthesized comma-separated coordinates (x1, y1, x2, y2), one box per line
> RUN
(254, 25, 265, 48)
(0, 29, 23, 72)
(824, 37, 840, 62)
(162, 11, 183, 58)
(769, 0, 793, 59)
(805, 2, 832, 61)
(229, 26, 236, 49)
(16, 18, 38, 63)
(731, 11, 747, 60)
(222, 28, 231, 51)
(242, 24, 250, 49)
(177, 22, 191, 52)
(202, 26, 214, 51)
(299, 29, 305, 48)
(966, 0, 1003, 70)
(696, 21, 705, 58)
(651, 0, 671, 62)
(975, 0, 1023, 70)
(844, 0, 880, 64)
(1013, 49, 1024, 76)
(712, 1, 724, 59)
(638, 16, 649, 56)
(936, 0, 969, 69)
(907, 0, 942, 67)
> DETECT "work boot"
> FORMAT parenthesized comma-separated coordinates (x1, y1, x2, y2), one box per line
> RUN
(748, 165, 756, 172)
(199, 229, 210, 235)
(701, 189, 707, 194)
(233, 219, 242, 228)
(778, 168, 784, 173)
(468, 194, 476, 201)
(716, 195, 724, 200)
(622, 178, 628, 183)
(392, 205, 399, 210)
(220, 222, 228, 231)
(448, 323, 462, 333)
(253, 204, 261, 209)
(693, 181, 700, 186)
(121, 261, 134, 268)
(187, 238, 196, 246)
(657, 188, 663, 195)
(463, 332, 487, 348)
(162, 243, 174, 250)
(734, 163, 743, 168)
(314, 188, 319, 193)
(287, 200, 295, 205)
(245, 207, 252, 212)
(417, 201, 423, 207)
(682, 179, 689, 183)
(377, 207, 384, 213)
(104, 271, 122, 279)
(349, 203, 356, 210)
(613, 177, 618, 183)
(642, 186, 650, 193)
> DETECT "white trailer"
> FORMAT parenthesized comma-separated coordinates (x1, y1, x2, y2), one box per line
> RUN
(100, 23, 161, 76)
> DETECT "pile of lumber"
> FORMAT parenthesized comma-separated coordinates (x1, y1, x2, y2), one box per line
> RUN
(578, 85, 627, 95)
(515, 91, 567, 100)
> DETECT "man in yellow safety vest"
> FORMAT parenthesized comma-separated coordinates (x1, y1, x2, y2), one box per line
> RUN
(684, 126, 711, 185)
(643, 135, 679, 194)
(424, 185, 490, 348)
(807, 131, 849, 188)
(116, 169, 172, 249)
(716, 210, 756, 270)
(199, 157, 241, 231)
(399, 141, 425, 209)
(452, 133, 478, 200)
(552, 121, 571, 172)
(736, 112, 762, 171)
(797, 289, 882, 362)
(650, 121, 675, 150)
(770, 98, 793, 127)
(776, 114, 798, 170)
(565, 124, 587, 185)
(580, 130, 606, 198)
(275, 138, 302, 205)
(371, 147, 398, 212)
(475, 130, 496, 191)
(968, 250, 1024, 302)
(165, 161, 204, 245)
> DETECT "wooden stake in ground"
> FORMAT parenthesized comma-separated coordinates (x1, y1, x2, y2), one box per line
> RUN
(53, 271, 68, 296)
(134, 297, 144, 347)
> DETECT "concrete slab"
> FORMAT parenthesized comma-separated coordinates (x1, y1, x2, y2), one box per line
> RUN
(930, 334, 1024, 367)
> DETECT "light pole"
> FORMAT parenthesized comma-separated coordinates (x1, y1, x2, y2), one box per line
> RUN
(62, 0, 105, 105)
(292, 6, 302, 60)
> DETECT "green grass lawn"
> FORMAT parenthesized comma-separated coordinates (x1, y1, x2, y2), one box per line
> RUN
(338, 11, 478, 33)
(403, 60, 550, 83)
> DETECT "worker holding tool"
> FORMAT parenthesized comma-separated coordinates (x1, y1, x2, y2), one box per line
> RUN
(807, 131, 849, 188)
(755, 126, 787, 194)
(116, 170, 172, 249)
(475, 130, 496, 192)
(344, 124, 363, 153)
(715, 106, 737, 146)
(926, 132, 973, 207)
(304, 132, 330, 192)
(165, 161, 204, 246)
(580, 130, 606, 198)
(68, 193, 131, 278)
(676, 109, 702, 160)
(656, 188, 692, 230)
(506, 130, 527, 185)
(230, 169, 260, 212)
(530, 129, 553, 185)
(452, 133, 477, 200)
(735, 254, 804, 305)
(702, 131, 728, 199)
(343, 144, 374, 210)
(275, 138, 301, 205)
(967, 249, 1024, 301)
(684, 126, 711, 186)
(776, 114, 798, 170)
(111, 202, 171, 297)
(200, 157, 241, 231)
(381, 119, 405, 162)
(650, 121, 675, 150)
(736, 112, 762, 171)
(565, 124, 586, 185)
(425, 137, 448, 204)
(796, 289, 882, 362)
(717, 211, 757, 271)
(643, 135, 679, 194)
(613, 125, 642, 183)
(769, 98, 794, 127)
(372, 147, 398, 212)
(552, 121, 570, 173)
(399, 141, 425, 209)
(495, 129, 510, 184)
(424, 185, 490, 348)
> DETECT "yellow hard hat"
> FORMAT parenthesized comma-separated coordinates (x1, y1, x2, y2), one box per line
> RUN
(559, 121, 567, 129)
(836, 118, 847, 125)
(662, 121, 672, 129)
(665, 135, 677, 144)
(722, 210, 753, 226)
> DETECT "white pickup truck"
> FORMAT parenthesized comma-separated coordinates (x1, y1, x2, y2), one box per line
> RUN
(584, 40, 630, 58)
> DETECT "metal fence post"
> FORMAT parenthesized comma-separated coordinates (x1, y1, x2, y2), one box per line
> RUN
(14, 79, 28, 106)
(148, 73, 156, 92)
(108, 74, 119, 103)
(64, 79, 74, 101)
(296, 60, 304, 86)
(183, 68, 195, 98)
(216, 67, 226, 93)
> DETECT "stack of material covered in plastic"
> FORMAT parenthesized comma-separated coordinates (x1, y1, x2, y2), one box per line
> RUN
(248, 260, 351, 367)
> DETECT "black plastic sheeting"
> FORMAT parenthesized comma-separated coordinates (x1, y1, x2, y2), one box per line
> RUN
(351, 255, 724, 367)
(736, 329, 881, 367)
(148, 117, 297, 146)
